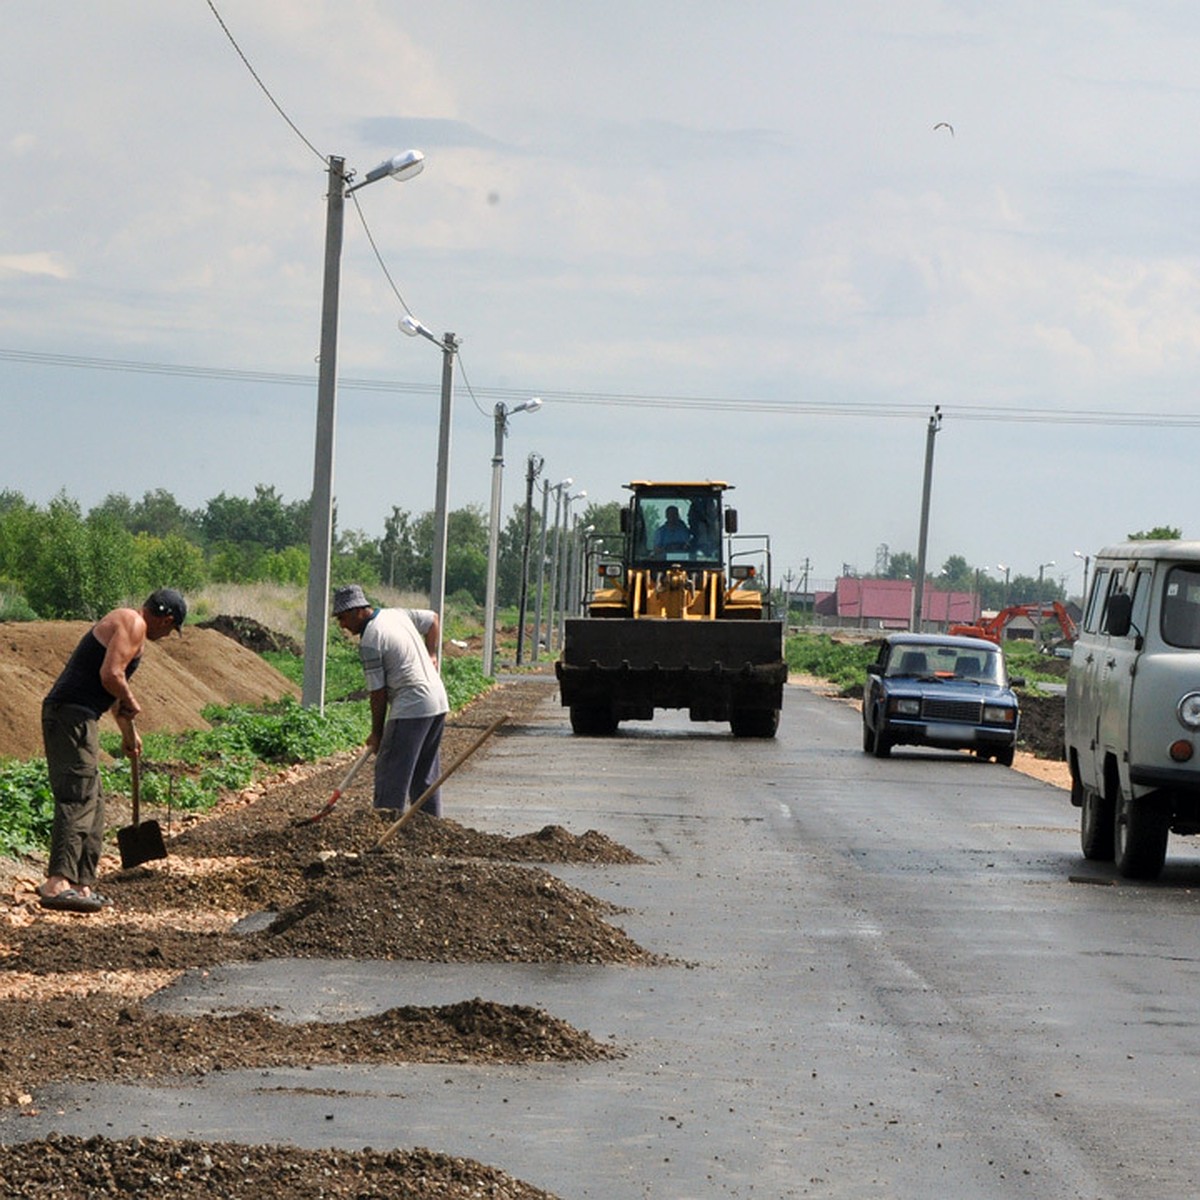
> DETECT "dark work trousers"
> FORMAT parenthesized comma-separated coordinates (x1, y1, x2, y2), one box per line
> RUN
(374, 713, 446, 816)
(41, 700, 104, 888)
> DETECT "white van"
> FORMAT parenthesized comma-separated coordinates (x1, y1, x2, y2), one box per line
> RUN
(1066, 541, 1200, 879)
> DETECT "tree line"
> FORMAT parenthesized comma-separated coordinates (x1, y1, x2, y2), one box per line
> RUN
(0, 485, 622, 622)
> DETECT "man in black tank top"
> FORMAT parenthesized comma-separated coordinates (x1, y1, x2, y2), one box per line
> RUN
(38, 589, 186, 913)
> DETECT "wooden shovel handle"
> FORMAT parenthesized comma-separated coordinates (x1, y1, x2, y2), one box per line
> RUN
(130, 732, 141, 826)
(372, 713, 508, 850)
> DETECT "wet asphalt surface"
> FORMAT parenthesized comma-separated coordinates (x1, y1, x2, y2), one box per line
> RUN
(8, 682, 1200, 1197)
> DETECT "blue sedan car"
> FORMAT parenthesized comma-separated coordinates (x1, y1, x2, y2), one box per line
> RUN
(861, 633, 1022, 765)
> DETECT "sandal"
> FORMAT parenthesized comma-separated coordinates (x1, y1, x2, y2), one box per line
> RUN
(38, 888, 103, 914)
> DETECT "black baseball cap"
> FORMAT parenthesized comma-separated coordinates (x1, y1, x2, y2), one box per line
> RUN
(146, 588, 187, 634)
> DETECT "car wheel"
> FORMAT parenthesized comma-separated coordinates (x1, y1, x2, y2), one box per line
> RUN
(861, 714, 873, 753)
(1080, 786, 1115, 861)
(1113, 789, 1169, 880)
(871, 720, 892, 759)
(994, 746, 1015, 767)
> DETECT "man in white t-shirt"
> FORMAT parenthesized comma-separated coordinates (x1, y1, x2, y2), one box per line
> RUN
(332, 584, 450, 816)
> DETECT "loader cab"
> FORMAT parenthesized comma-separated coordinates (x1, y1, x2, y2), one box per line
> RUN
(622, 482, 735, 569)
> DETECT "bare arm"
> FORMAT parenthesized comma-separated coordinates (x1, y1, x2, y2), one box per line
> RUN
(95, 608, 147, 756)
(366, 688, 389, 754)
(423, 612, 441, 668)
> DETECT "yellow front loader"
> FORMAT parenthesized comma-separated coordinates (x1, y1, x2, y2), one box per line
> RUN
(555, 481, 786, 737)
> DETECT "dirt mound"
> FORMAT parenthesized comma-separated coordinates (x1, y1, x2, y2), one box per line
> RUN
(0, 1136, 561, 1200)
(196, 614, 302, 655)
(0, 621, 299, 761)
(1018, 691, 1065, 760)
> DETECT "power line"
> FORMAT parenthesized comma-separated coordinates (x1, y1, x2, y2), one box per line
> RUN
(3, 346, 1200, 427)
(204, 0, 326, 166)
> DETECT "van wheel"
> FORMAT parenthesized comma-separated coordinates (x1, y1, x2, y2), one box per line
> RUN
(1080, 787, 1115, 861)
(1113, 791, 1169, 879)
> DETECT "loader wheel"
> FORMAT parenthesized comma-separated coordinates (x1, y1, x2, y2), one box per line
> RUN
(730, 709, 779, 738)
(569, 704, 618, 736)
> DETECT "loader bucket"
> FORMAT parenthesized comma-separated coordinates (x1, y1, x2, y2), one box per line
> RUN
(556, 616, 786, 731)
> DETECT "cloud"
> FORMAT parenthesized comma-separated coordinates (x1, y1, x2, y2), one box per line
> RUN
(0, 253, 71, 280)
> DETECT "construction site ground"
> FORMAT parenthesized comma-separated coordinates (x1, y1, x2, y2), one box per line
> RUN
(0, 621, 1068, 1197)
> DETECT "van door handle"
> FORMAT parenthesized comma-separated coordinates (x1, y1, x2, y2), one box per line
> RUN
(1085, 653, 1095, 664)
(1106, 657, 1116, 668)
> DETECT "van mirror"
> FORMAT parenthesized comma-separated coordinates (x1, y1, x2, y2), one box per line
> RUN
(1105, 592, 1133, 638)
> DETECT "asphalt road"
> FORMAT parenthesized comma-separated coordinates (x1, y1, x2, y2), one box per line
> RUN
(8, 682, 1200, 1198)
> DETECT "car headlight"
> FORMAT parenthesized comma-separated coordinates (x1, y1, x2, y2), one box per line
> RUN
(983, 705, 1016, 725)
(1177, 692, 1200, 730)
(889, 697, 921, 716)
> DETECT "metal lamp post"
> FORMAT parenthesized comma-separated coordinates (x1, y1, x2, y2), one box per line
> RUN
(399, 315, 458, 651)
(302, 149, 425, 711)
(483, 398, 542, 676)
(997, 562, 1011, 606)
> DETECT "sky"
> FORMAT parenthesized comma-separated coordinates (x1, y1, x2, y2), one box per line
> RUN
(4, 1, 1200, 598)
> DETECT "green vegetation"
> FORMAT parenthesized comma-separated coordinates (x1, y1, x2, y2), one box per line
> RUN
(784, 633, 879, 692)
(0, 484, 622, 622)
(784, 631, 1067, 694)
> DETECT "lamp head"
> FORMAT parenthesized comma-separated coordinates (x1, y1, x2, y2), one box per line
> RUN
(364, 149, 425, 185)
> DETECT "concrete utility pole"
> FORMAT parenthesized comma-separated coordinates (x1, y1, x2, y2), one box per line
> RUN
(516, 452, 543, 664)
(911, 405, 942, 633)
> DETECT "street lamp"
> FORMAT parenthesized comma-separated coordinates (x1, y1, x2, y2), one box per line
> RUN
(302, 149, 425, 710)
(997, 562, 1011, 606)
(400, 314, 458, 650)
(1037, 560, 1055, 605)
(482, 398, 543, 676)
(1073, 549, 1091, 605)
(556, 489, 587, 650)
(516, 452, 545, 665)
(534, 477, 572, 660)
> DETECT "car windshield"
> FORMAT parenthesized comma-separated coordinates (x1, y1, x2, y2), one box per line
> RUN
(631, 489, 723, 564)
(886, 644, 1002, 684)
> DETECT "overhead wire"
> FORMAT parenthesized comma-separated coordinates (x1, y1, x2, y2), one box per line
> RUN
(204, 0, 325, 167)
(4, 347, 1200, 428)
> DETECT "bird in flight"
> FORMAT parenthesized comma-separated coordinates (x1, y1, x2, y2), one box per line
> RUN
(934, 122, 954, 136)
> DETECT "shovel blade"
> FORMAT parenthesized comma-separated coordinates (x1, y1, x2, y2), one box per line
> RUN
(118, 819, 167, 869)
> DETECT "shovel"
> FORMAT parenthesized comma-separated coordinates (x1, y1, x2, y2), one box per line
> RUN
(117, 745, 167, 869)
(295, 748, 374, 826)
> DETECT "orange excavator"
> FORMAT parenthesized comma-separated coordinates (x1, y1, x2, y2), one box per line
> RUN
(949, 601, 1078, 647)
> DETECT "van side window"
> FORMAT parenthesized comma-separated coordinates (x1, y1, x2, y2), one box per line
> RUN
(1084, 567, 1112, 633)
(1130, 568, 1152, 636)
(1161, 566, 1200, 648)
